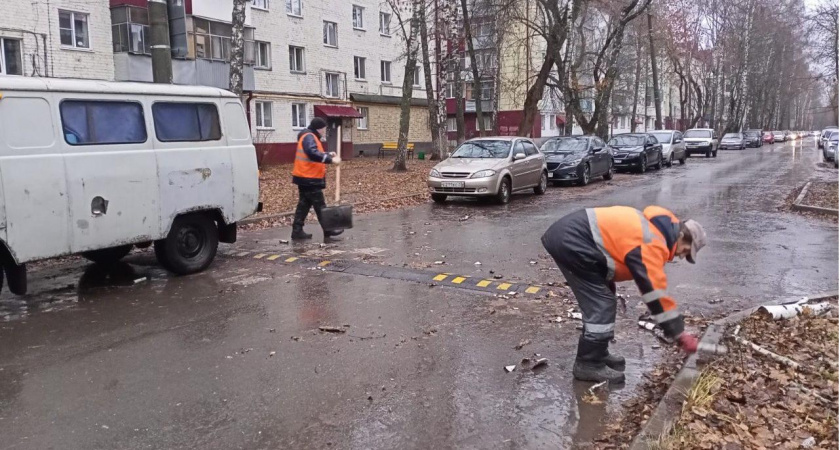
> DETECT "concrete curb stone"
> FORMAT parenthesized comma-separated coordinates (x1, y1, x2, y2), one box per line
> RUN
(792, 181, 839, 216)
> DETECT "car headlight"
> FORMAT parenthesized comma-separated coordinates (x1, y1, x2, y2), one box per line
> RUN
(470, 169, 496, 178)
(429, 169, 441, 178)
(570, 158, 583, 165)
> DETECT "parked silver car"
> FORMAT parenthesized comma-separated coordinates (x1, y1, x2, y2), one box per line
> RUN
(649, 130, 687, 166)
(819, 126, 838, 149)
(720, 132, 747, 150)
(428, 137, 548, 204)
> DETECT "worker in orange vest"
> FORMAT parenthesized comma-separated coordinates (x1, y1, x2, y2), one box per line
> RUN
(541, 206, 707, 384)
(291, 117, 343, 241)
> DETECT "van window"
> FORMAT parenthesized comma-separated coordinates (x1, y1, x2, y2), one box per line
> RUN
(60, 100, 147, 145)
(1, 97, 55, 149)
(153, 102, 222, 142)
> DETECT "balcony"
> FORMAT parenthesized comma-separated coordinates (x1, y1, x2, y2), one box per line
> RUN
(465, 99, 493, 113)
(114, 54, 255, 91)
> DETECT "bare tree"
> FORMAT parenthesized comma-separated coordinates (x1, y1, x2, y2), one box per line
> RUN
(229, 0, 247, 95)
(418, 0, 444, 159)
(647, 12, 662, 130)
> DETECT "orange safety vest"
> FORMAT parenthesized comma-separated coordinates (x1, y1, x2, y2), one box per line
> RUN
(292, 132, 327, 179)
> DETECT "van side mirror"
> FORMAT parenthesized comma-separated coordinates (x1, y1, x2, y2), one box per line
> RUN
(513, 152, 526, 160)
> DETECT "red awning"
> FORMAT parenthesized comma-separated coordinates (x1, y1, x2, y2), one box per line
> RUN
(314, 105, 363, 118)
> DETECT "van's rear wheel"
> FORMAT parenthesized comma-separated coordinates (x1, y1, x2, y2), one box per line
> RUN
(5, 262, 26, 295)
(155, 214, 219, 275)
(83, 245, 133, 265)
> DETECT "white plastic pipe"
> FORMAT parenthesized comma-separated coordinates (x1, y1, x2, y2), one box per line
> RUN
(334, 123, 342, 203)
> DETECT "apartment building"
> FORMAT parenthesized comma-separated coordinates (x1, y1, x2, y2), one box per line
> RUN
(248, 0, 431, 163)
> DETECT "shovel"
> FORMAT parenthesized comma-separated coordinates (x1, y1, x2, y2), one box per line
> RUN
(320, 148, 353, 232)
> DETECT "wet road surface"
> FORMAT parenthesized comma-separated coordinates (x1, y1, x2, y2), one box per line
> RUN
(0, 139, 836, 449)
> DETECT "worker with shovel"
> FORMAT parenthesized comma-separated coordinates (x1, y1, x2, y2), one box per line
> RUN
(291, 117, 344, 241)
(541, 206, 706, 384)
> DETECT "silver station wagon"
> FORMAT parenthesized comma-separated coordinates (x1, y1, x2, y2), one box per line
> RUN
(427, 137, 548, 204)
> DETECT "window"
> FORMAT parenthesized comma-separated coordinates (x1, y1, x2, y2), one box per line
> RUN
(475, 21, 492, 37)
(356, 107, 369, 130)
(413, 66, 421, 86)
(152, 103, 222, 142)
(352, 5, 365, 30)
(0, 38, 22, 75)
(354, 56, 366, 80)
(323, 21, 338, 47)
(255, 41, 271, 69)
(379, 12, 391, 35)
(60, 101, 146, 145)
(479, 80, 493, 100)
(255, 101, 273, 129)
(59, 10, 90, 49)
(252, 0, 269, 10)
(191, 18, 255, 63)
(325, 72, 340, 98)
(445, 81, 457, 99)
(289, 46, 305, 72)
(292, 103, 306, 129)
(475, 115, 492, 131)
(111, 6, 150, 55)
(380, 60, 391, 83)
(446, 117, 457, 132)
(523, 141, 538, 156)
(286, 0, 302, 16)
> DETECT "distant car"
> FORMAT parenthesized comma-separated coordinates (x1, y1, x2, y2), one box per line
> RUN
(649, 130, 687, 166)
(772, 131, 786, 143)
(684, 128, 718, 157)
(541, 136, 614, 186)
(720, 132, 747, 150)
(744, 129, 763, 148)
(819, 127, 838, 149)
(822, 131, 838, 162)
(811, 131, 820, 137)
(608, 133, 663, 173)
(784, 130, 793, 141)
(428, 137, 547, 204)
(763, 131, 775, 144)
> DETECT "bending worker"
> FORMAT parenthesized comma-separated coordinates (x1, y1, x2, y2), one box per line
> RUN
(291, 117, 343, 241)
(541, 206, 706, 383)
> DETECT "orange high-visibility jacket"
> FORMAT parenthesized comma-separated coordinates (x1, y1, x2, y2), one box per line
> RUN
(587, 205, 682, 330)
(292, 132, 327, 180)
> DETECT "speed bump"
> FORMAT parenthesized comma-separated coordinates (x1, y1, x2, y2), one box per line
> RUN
(476, 280, 492, 288)
(525, 286, 541, 294)
(433, 274, 448, 281)
(266, 255, 281, 261)
(497, 282, 512, 291)
(451, 276, 467, 284)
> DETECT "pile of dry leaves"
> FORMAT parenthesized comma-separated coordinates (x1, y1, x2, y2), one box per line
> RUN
(257, 158, 438, 215)
(802, 181, 839, 211)
(666, 304, 839, 449)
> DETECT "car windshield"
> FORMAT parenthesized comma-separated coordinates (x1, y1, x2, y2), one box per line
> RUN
(450, 140, 511, 158)
(541, 138, 588, 154)
(650, 132, 673, 144)
(685, 130, 712, 138)
(608, 135, 645, 147)
(773, 131, 784, 135)
(745, 131, 760, 137)
(830, 131, 839, 141)
(723, 133, 741, 139)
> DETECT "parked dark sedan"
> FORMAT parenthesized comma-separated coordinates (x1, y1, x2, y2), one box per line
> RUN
(541, 136, 614, 186)
(608, 133, 663, 173)
(744, 129, 763, 148)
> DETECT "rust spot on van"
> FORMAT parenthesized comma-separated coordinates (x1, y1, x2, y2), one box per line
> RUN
(77, 219, 89, 230)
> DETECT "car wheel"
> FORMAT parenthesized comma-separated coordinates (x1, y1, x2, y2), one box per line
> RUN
(705, 149, 711, 158)
(496, 177, 511, 204)
(667, 153, 673, 167)
(578, 164, 591, 186)
(638, 155, 647, 174)
(82, 244, 133, 265)
(603, 161, 615, 180)
(431, 194, 447, 203)
(154, 213, 219, 275)
(713, 149, 718, 157)
(534, 171, 548, 195)
(654, 153, 663, 170)
(4, 262, 26, 295)
(679, 155, 686, 165)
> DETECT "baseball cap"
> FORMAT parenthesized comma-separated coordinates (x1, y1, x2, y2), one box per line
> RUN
(682, 219, 707, 264)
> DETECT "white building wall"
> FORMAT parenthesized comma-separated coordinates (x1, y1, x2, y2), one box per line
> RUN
(0, 0, 113, 80)
(249, 0, 427, 144)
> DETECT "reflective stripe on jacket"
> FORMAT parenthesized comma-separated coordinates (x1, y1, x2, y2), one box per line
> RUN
(586, 205, 684, 336)
(292, 132, 328, 181)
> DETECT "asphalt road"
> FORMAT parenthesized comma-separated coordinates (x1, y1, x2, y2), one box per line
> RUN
(0, 138, 836, 449)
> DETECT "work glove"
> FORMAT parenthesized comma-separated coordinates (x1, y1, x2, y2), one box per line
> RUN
(677, 333, 699, 353)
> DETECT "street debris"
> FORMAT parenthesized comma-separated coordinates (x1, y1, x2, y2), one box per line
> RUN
(474, 261, 481, 265)
(269, 351, 276, 357)
(133, 276, 149, 284)
(638, 319, 674, 344)
(290, 336, 302, 341)
(514, 339, 531, 350)
(531, 358, 548, 370)
(567, 311, 582, 320)
(319, 326, 346, 333)
(587, 380, 607, 396)
(708, 298, 724, 304)
(758, 301, 832, 320)
(459, 215, 470, 221)
(529, 261, 537, 265)
(551, 316, 563, 323)
(504, 365, 516, 373)
(434, 261, 444, 265)
(493, 274, 503, 279)
(279, 239, 289, 244)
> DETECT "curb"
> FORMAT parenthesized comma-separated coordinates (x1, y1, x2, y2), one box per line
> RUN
(239, 192, 429, 225)
(792, 181, 839, 216)
(629, 292, 838, 449)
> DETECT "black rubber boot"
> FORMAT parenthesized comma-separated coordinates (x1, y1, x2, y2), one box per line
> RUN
(604, 353, 626, 371)
(574, 337, 625, 384)
(291, 229, 312, 240)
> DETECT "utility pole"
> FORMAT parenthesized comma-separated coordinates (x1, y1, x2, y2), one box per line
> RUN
(647, 12, 662, 130)
(149, 0, 172, 83)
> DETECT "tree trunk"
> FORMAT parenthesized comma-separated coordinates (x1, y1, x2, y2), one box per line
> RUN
(647, 12, 662, 130)
(631, 32, 642, 132)
(392, 4, 422, 172)
(419, 0, 442, 160)
(518, 54, 555, 136)
(460, 0, 486, 136)
(454, 58, 466, 143)
(229, 0, 247, 95)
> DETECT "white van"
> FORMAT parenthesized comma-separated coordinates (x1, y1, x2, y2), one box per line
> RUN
(0, 77, 261, 294)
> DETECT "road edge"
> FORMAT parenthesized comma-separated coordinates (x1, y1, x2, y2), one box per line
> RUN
(240, 192, 429, 225)
(792, 181, 839, 216)
(628, 291, 838, 450)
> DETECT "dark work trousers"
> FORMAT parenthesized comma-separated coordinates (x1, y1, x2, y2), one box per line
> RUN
(292, 186, 326, 231)
(541, 211, 618, 364)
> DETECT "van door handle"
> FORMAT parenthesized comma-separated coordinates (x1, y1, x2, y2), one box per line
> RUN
(91, 196, 109, 216)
